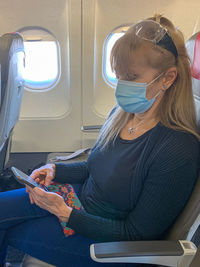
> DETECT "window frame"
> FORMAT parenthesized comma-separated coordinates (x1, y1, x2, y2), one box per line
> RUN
(102, 24, 132, 88)
(17, 26, 61, 92)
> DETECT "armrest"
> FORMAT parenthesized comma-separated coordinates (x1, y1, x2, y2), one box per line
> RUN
(90, 240, 196, 267)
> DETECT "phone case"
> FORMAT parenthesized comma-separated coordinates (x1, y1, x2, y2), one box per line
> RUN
(11, 167, 39, 188)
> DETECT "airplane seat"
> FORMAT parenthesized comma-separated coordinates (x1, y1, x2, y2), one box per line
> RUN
(0, 32, 25, 174)
(88, 32, 200, 267)
(21, 33, 200, 267)
(186, 32, 200, 130)
(164, 30, 200, 242)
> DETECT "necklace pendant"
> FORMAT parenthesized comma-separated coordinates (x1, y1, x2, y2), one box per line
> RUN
(128, 127, 134, 134)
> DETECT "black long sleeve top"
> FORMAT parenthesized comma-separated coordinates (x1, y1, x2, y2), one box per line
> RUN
(54, 123, 199, 242)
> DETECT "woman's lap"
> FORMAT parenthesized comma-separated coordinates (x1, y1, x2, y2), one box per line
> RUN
(7, 213, 129, 267)
(7, 216, 93, 266)
(0, 187, 129, 266)
(0, 188, 49, 229)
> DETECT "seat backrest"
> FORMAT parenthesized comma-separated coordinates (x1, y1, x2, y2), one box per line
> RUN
(166, 173, 200, 241)
(187, 32, 200, 126)
(166, 32, 200, 242)
(0, 33, 25, 170)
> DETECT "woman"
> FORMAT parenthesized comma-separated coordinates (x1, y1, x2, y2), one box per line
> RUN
(0, 15, 199, 267)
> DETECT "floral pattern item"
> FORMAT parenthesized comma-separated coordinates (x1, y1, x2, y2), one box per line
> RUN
(47, 182, 83, 236)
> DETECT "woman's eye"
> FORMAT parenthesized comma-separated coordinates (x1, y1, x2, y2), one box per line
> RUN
(117, 74, 138, 81)
(131, 77, 137, 81)
(129, 75, 138, 81)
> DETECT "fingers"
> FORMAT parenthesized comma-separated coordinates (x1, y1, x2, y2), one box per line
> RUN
(31, 187, 48, 203)
(30, 169, 45, 180)
(30, 164, 55, 186)
(26, 185, 35, 204)
(29, 193, 35, 204)
(33, 187, 45, 196)
(28, 187, 67, 218)
(26, 185, 31, 193)
(30, 188, 50, 210)
(26, 185, 48, 206)
(31, 188, 65, 216)
(44, 171, 54, 186)
(28, 187, 45, 205)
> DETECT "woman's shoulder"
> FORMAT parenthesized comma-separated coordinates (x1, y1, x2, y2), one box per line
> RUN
(152, 123, 200, 162)
(156, 123, 199, 145)
(145, 124, 199, 175)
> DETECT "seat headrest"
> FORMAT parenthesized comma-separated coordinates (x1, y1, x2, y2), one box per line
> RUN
(191, 32, 200, 80)
(0, 33, 24, 109)
(186, 32, 200, 127)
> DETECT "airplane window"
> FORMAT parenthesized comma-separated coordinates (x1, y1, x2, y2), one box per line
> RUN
(18, 27, 60, 91)
(102, 25, 131, 87)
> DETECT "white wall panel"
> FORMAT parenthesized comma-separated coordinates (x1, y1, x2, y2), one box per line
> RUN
(0, 0, 83, 152)
(0, 0, 70, 118)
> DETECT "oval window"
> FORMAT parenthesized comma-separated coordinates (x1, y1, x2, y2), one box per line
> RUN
(102, 25, 131, 87)
(18, 26, 61, 91)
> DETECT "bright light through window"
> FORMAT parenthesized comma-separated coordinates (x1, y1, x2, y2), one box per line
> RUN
(24, 41, 58, 89)
(105, 33, 124, 85)
(103, 25, 131, 87)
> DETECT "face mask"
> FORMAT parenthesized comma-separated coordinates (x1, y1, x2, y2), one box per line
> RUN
(115, 72, 163, 113)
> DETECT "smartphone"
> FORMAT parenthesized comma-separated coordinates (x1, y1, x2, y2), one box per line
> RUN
(11, 166, 49, 191)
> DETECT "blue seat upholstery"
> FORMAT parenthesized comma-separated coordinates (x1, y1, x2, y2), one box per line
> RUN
(0, 33, 25, 173)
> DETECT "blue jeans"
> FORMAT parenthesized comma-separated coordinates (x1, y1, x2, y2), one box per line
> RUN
(0, 186, 135, 267)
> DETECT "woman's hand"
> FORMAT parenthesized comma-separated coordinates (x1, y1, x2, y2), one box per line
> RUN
(30, 163, 56, 186)
(26, 164, 55, 204)
(27, 186, 72, 222)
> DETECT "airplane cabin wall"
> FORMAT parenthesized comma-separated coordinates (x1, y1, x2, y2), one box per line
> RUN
(0, 0, 199, 152)
(0, 0, 82, 152)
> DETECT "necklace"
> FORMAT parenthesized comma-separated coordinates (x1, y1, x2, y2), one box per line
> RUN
(128, 120, 144, 134)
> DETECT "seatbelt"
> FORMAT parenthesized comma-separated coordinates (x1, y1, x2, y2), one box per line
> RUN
(48, 148, 91, 162)
(191, 32, 200, 80)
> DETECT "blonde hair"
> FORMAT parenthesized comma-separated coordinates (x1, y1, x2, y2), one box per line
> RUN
(95, 14, 199, 150)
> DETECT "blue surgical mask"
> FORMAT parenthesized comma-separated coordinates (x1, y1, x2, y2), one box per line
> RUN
(115, 73, 163, 113)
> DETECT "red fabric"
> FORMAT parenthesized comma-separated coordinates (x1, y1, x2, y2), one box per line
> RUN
(191, 32, 200, 80)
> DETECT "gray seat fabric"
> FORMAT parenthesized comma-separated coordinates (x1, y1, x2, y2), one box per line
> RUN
(21, 254, 56, 267)
(0, 33, 25, 172)
(189, 245, 200, 267)
(166, 32, 200, 243)
(166, 174, 200, 241)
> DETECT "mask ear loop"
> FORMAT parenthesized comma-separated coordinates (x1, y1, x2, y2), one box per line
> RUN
(146, 72, 165, 100)
(147, 72, 165, 86)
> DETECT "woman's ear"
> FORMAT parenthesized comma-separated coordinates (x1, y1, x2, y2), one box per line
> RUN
(162, 67, 177, 90)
